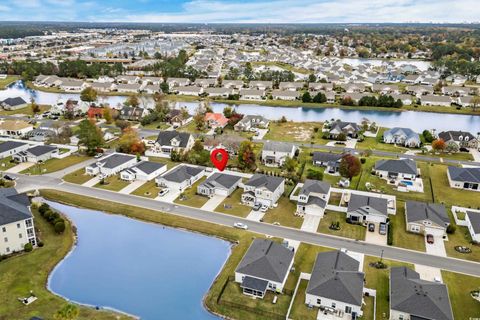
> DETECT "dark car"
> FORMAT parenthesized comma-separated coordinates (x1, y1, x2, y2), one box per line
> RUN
(3, 174, 16, 181)
(379, 222, 387, 235)
(252, 203, 261, 211)
(368, 223, 375, 232)
(426, 234, 434, 244)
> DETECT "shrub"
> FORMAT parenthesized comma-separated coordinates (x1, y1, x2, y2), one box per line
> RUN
(446, 224, 456, 234)
(37, 241, 44, 247)
(54, 220, 66, 234)
(38, 203, 50, 215)
(360, 158, 366, 164)
(24, 243, 33, 252)
(306, 168, 323, 180)
(387, 222, 393, 245)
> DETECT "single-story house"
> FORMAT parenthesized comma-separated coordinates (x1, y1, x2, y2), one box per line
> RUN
(383, 127, 421, 148)
(120, 161, 167, 182)
(1, 97, 28, 110)
(438, 131, 478, 149)
(167, 78, 190, 89)
(239, 89, 265, 101)
(204, 87, 232, 98)
(249, 81, 273, 91)
(197, 172, 242, 197)
(116, 83, 143, 93)
(85, 153, 137, 177)
(235, 239, 294, 298)
(194, 78, 216, 88)
(405, 201, 450, 236)
(294, 179, 331, 217)
(0, 120, 33, 137)
(279, 81, 304, 91)
(390, 266, 453, 320)
(312, 152, 344, 174)
(234, 115, 269, 132)
(374, 159, 418, 181)
(0, 141, 30, 159)
(447, 166, 480, 192)
(155, 165, 205, 192)
(465, 209, 480, 243)
(271, 90, 299, 101)
(346, 193, 388, 224)
(13, 145, 58, 163)
(175, 86, 202, 96)
(205, 113, 229, 129)
(421, 95, 452, 107)
(390, 94, 414, 105)
(241, 174, 285, 208)
(261, 141, 297, 167)
(222, 80, 243, 90)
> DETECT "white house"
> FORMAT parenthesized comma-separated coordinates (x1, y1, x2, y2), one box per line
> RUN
(148, 130, 194, 157)
(204, 87, 232, 98)
(0, 141, 30, 159)
(0, 188, 36, 255)
(291, 179, 331, 217)
(85, 153, 137, 177)
(383, 127, 421, 148)
(1, 97, 28, 110)
(0, 120, 33, 138)
(374, 159, 418, 182)
(241, 174, 284, 208)
(465, 209, 480, 243)
(175, 86, 202, 96)
(234, 115, 269, 132)
(421, 95, 452, 107)
(239, 89, 265, 101)
(197, 172, 242, 197)
(306, 250, 364, 318)
(405, 201, 450, 236)
(447, 166, 480, 192)
(155, 165, 205, 192)
(235, 239, 294, 298)
(120, 161, 167, 182)
(346, 194, 389, 224)
(271, 90, 299, 101)
(13, 145, 59, 163)
(261, 141, 297, 167)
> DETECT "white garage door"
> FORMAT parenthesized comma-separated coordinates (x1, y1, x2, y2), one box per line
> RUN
(367, 215, 387, 224)
(425, 226, 444, 237)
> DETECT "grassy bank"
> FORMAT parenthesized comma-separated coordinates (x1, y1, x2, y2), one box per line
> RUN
(0, 75, 20, 89)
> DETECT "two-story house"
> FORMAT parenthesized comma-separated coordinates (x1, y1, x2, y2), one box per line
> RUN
(149, 130, 194, 157)
(292, 179, 331, 217)
(241, 174, 285, 208)
(261, 141, 297, 167)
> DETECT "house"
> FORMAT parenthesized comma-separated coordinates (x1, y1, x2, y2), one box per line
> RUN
(1, 97, 28, 110)
(235, 239, 294, 298)
(457, 95, 475, 108)
(390, 267, 453, 320)
(0, 188, 36, 255)
(447, 166, 480, 192)
(374, 159, 418, 181)
(279, 82, 304, 91)
(465, 210, 480, 243)
(406, 85, 434, 97)
(120, 161, 167, 182)
(143, 84, 161, 94)
(152, 130, 194, 156)
(0, 120, 33, 137)
(167, 78, 190, 89)
(312, 152, 344, 174)
(421, 95, 452, 107)
(119, 106, 147, 121)
(0, 141, 29, 159)
(390, 94, 414, 105)
(442, 85, 470, 96)
(346, 193, 388, 224)
(194, 78, 216, 88)
(222, 80, 243, 90)
(328, 120, 361, 139)
(116, 75, 140, 84)
(405, 201, 450, 236)
(271, 90, 299, 101)
(90, 82, 114, 93)
(85, 153, 137, 177)
(234, 115, 269, 132)
(116, 83, 142, 94)
(167, 109, 190, 127)
(241, 174, 285, 208)
(175, 86, 202, 96)
(142, 76, 163, 85)
(239, 89, 265, 101)
(87, 106, 104, 119)
(205, 113, 229, 129)
(261, 141, 297, 167)
(197, 172, 242, 197)
(249, 81, 273, 90)
(204, 87, 232, 98)
(438, 131, 478, 149)
(305, 250, 364, 317)
(59, 79, 85, 92)
(309, 83, 333, 91)
(293, 179, 331, 217)
(383, 127, 421, 148)
(13, 144, 57, 163)
(155, 165, 205, 192)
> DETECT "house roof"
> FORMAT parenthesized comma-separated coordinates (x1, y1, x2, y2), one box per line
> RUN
(0, 188, 32, 226)
(300, 179, 331, 196)
(131, 161, 165, 175)
(448, 166, 480, 183)
(438, 131, 476, 143)
(160, 165, 204, 183)
(200, 172, 242, 190)
(262, 141, 296, 153)
(347, 194, 388, 216)
(244, 174, 284, 192)
(312, 152, 343, 163)
(390, 267, 453, 320)
(374, 159, 418, 176)
(0, 141, 28, 153)
(405, 201, 449, 226)
(384, 127, 420, 141)
(329, 121, 360, 133)
(156, 130, 192, 148)
(205, 113, 229, 126)
(94, 153, 136, 169)
(306, 250, 364, 306)
(466, 210, 480, 234)
(0, 120, 32, 131)
(241, 276, 269, 293)
(236, 239, 294, 283)
(25, 145, 57, 157)
(1, 97, 27, 107)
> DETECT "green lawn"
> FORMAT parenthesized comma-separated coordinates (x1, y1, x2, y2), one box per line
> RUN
(174, 177, 209, 208)
(444, 210, 480, 262)
(0, 104, 50, 116)
(362, 296, 375, 320)
(357, 127, 409, 153)
(148, 157, 179, 169)
(94, 175, 130, 192)
(429, 151, 474, 161)
(317, 210, 366, 241)
(0, 206, 129, 320)
(177, 121, 208, 134)
(0, 75, 19, 89)
(142, 121, 171, 130)
(263, 121, 322, 143)
(442, 271, 480, 320)
(21, 155, 90, 175)
(131, 180, 160, 199)
(0, 156, 18, 171)
(62, 168, 93, 184)
(262, 197, 303, 228)
(390, 201, 426, 252)
(215, 188, 252, 218)
(288, 280, 317, 320)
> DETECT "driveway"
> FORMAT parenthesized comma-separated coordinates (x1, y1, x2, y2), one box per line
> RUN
(82, 176, 101, 187)
(201, 194, 227, 211)
(118, 180, 147, 195)
(300, 214, 322, 232)
(252, 129, 268, 140)
(365, 223, 387, 245)
(415, 264, 443, 282)
(471, 149, 480, 162)
(425, 236, 447, 257)
(155, 189, 180, 203)
(246, 209, 266, 222)
(5, 162, 35, 173)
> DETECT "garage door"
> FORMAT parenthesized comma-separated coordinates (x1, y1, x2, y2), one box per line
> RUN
(367, 215, 387, 224)
(425, 226, 444, 237)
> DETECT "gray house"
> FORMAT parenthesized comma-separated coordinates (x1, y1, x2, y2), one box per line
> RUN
(241, 174, 285, 208)
(405, 201, 450, 236)
(13, 145, 58, 163)
(312, 152, 344, 174)
(234, 115, 269, 132)
(197, 172, 242, 197)
(234, 239, 294, 298)
(156, 165, 205, 192)
(305, 250, 364, 317)
(261, 141, 297, 167)
(383, 127, 421, 148)
(390, 267, 453, 320)
(294, 179, 331, 217)
(328, 121, 361, 139)
(346, 194, 388, 224)
(0, 141, 29, 159)
(447, 166, 480, 192)
(374, 159, 418, 181)
(1, 97, 28, 110)
(438, 131, 478, 149)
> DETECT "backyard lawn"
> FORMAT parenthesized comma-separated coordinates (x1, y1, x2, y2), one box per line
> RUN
(215, 188, 252, 218)
(94, 175, 130, 192)
(262, 197, 303, 228)
(442, 271, 480, 320)
(0, 104, 50, 116)
(288, 280, 317, 320)
(131, 180, 160, 199)
(317, 210, 366, 240)
(21, 155, 90, 175)
(174, 177, 209, 208)
(356, 127, 409, 153)
(390, 201, 426, 252)
(62, 168, 93, 184)
(148, 156, 179, 169)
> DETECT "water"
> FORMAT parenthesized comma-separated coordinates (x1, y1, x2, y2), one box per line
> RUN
(2, 81, 479, 133)
(47, 201, 230, 320)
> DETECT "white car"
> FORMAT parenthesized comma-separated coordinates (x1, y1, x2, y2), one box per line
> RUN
(94, 153, 103, 159)
(158, 189, 170, 197)
(233, 222, 248, 230)
(260, 205, 269, 212)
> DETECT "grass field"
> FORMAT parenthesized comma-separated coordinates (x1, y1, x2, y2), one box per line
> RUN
(262, 197, 303, 228)
(390, 202, 426, 252)
(287, 280, 317, 320)
(317, 210, 366, 240)
(0, 75, 19, 89)
(215, 188, 252, 218)
(0, 156, 18, 171)
(173, 177, 209, 208)
(131, 180, 160, 199)
(442, 271, 480, 320)
(263, 121, 322, 143)
(62, 168, 93, 184)
(357, 127, 409, 153)
(94, 175, 129, 192)
(0, 104, 50, 116)
(20, 155, 90, 175)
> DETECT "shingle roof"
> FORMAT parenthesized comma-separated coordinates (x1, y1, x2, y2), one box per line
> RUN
(0, 188, 32, 226)
(390, 267, 453, 320)
(300, 179, 330, 196)
(25, 145, 57, 157)
(200, 172, 242, 190)
(156, 130, 192, 148)
(347, 194, 388, 216)
(236, 239, 294, 283)
(1, 97, 27, 107)
(405, 201, 450, 226)
(312, 152, 344, 163)
(262, 141, 296, 153)
(132, 161, 165, 175)
(375, 159, 418, 176)
(306, 250, 364, 306)
(383, 127, 420, 141)
(448, 166, 480, 183)
(244, 174, 284, 192)
(0, 141, 28, 154)
(466, 210, 480, 234)
(438, 131, 476, 142)
(95, 153, 136, 169)
(161, 165, 204, 183)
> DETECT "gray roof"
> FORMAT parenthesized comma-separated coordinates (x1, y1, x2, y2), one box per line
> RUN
(25, 145, 57, 157)
(0, 141, 28, 153)
(390, 267, 453, 320)
(95, 153, 136, 169)
(0, 188, 32, 226)
(262, 141, 296, 153)
(161, 165, 204, 183)
(241, 276, 268, 293)
(312, 152, 343, 163)
(466, 210, 480, 234)
(236, 239, 294, 283)
(306, 250, 364, 306)
(375, 159, 418, 176)
(244, 174, 284, 192)
(329, 121, 360, 133)
(448, 166, 480, 183)
(199, 172, 242, 190)
(131, 161, 165, 175)
(438, 131, 476, 142)
(384, 127, 420, 141)
(156, 130, 192, 148)
(347, 194, 388, 216)
(1, 97, 27, 107)
(300, 179, 330, 196)
(405, 201, 450, 226)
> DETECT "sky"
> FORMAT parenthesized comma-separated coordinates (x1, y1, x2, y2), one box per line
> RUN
(0, 0, 479, 23)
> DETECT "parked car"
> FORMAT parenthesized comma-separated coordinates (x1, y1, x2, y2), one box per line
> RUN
(379, 222, 387, 235)
(233, 222, 248, 230)
(158, 189, 169, 197)
(252, 203, 261, 211)
(426, 234, 434, 244)
(3, 174, 16, 181)
(94, 153, 104, 159)
(260, 205, 269, 212)
(368, 223, 375, 232)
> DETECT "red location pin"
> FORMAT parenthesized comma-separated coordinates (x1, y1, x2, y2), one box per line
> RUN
(210, 148, 228, 171)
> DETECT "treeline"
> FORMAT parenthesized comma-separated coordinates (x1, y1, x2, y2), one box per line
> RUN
(145, 50, 207, 80)
(344, 95, 403, 108)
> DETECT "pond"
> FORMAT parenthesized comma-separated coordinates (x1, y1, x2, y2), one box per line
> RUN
(47, 201, 230, 320)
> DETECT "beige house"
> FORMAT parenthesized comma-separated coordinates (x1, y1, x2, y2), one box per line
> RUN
(0, 120, 33, 137)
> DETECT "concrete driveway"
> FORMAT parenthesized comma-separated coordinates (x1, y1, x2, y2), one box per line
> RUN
(246, 209, 266, 222)
(415, 264, 443, 282)
(252, 129, 268, 140)
(425, 236, 447, 257)
(365, 223, 387, 245)
(5, 162, 35, 173)
(119, 180, 147, 195)
(301, 214, 322, 232)
(155, 189, 180, 203)
(82, 176, 101, 187)
(201, 194, 227, 211)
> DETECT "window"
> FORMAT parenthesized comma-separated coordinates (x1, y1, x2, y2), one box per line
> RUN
(345, 306, 352, 314)
(4, 237, 7, 243)
(316, 298, 321, 305)
(19, 233, 22, 239)
(6, 247, 10, 253)
(331, 302, 336, 308)
(17, 223, 21, 229)
(2, 227, 5, 232)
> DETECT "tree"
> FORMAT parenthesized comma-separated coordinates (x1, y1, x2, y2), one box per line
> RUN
(341, 96, 354, 106)
(192, 139, 204, 152)
(302, 91, 312, 103)
(103, 107, 113, 124)
(446, 141, 459, 153)
(54, 304, 79, 320)
(117, 127, 145, 155)
(283, 157, 297, 173)
(339, 154, 362, 179)
(80, 87, 98, 102)
(238, 141, 256, 171)
(223, 106, 233, 118)
(125, 95, 140, 108)
(306, 168, 323, 180)
(115, 119, 131, 131)
(54, 220, 66, 234)
(77, 119, 104, 155)
(308, 74, 316, 83)
(422, 130, 434, 143)
(30, 98, 40, 114)
(471, 95, 480, 112)
(313, 92, 327, 103)
(194, 110, 206, 131)
(432, 139, 446, 152)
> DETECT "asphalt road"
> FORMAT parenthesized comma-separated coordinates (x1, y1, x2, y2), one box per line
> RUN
(12, 173, 480, 277)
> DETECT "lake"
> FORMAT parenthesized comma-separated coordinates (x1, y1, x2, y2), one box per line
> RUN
(47, 201, 230, 320)
(1, 81, 480, 133)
